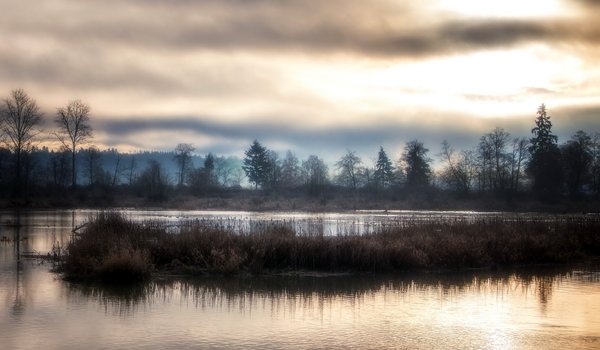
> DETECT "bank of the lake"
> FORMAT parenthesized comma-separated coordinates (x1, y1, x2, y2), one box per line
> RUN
(6, 189, 600, 214)
(59, 212, 600, 282)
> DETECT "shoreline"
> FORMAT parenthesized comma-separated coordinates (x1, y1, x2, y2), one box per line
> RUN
(3, 194, 600, 214)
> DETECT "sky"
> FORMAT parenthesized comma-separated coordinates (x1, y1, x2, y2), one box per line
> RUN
(1, 0, 600, 164)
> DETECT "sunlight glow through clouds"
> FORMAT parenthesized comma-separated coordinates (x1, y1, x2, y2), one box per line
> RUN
(437, 0, 570, 18)
(1, 0, 600, 156)
(295, 45, 588, 120)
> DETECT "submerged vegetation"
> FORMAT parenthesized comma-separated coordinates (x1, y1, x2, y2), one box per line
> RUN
(61, 212, 600, 282)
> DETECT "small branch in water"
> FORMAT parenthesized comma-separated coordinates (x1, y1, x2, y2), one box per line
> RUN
(72, 222, 89, 234)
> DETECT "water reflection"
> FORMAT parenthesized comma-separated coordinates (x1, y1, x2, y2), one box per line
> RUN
(50, 267, 600, 349)
(1, 210, 600, 349)
(65, 267, 600, 318)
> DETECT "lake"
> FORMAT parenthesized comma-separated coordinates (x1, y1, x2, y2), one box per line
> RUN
(1, 209, 599, 349)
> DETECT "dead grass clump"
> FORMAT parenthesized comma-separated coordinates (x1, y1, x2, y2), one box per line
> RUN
(62, 213, 600, 280)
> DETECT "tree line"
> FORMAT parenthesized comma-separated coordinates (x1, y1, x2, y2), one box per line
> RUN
(239, 104, 600, 202)
(1, 88, 599, 205)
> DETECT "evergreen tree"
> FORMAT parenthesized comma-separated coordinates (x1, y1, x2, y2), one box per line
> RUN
(402, 140, 431, 190)
(527, 104, 563, 200)
(204, 152, 216, 186)
(242, 140, 270, 189)
(374, 146, 394, 189)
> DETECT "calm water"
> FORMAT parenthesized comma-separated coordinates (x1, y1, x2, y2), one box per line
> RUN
(1, 210, 599, 349)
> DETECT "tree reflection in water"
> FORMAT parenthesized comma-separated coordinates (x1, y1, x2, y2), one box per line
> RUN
(64, 266, 599, 317)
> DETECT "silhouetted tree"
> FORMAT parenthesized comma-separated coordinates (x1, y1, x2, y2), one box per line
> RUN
(83, 147, 106, 185)
(55, 100, 92, 187)
(508, 137, 529, 193)
(438, 140, 473, 194)
(476, 135, 493, 191)
(204, 153, 216, 186)
(0, 147, 10, 190)
(173, 143, 195, 187)
(51, 147, 72, 187)
(188, 153, 219, 193)
(335, 150, 362, 191)
(490, 128, 511, 191)
(242, 140, 270, 189)
(374, 146, 394, 189)
(402, 140, 431, 190)
(1, 89, 43, 194)
(591, 133, 600, 196)
(135, 159, 169, 200)
(527, 104, 563, 200)
(280, 150, 300, 188)
(301, 155, 328, 195)
(215, 156, 243, 187)
(127, 156, 137, 185)
(561, 130, 592, 197)
(477, 128, 511, 192)
(265, 150, 282, 190)
(111, 152, 124, 186)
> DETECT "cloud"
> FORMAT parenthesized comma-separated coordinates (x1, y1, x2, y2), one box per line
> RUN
(89, 114, 508, 161)
(94, 101, 600, 162)
(1, 0, 599, 161)
(0, 49, 184, 93)
(2, 0, 599, 59)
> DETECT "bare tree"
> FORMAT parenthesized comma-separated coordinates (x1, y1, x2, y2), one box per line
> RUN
(127, 155, 137, 185)
(55, 100, 92, 187)
(83, 146, 103, 185)
(174, 143, 195, 187)
(301, 155, 329, 195)
(478, 128, 511, 192)
(111, 153, 123, 186)
(439, 141, 477, 195)
(335, 150, 362, 191)
(280, 150, 300, 188)
(591, 133, 600, 196)
(509, 137, 528, 193)
(1, 89, 43, 193)
(51, 147, 72, 187)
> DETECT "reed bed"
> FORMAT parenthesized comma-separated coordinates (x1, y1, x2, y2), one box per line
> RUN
(61, 212, 600, 281)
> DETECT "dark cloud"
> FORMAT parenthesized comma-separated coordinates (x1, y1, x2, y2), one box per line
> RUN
(0, 49, 183, 93)
(95, 102, 600, 161)
(2, 0, 599, 60)
(90, 116, 494, 161)
(95, 115, 473, 160)
(553, 105, 600, 137)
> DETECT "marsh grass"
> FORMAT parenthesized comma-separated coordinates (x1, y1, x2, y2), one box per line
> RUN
(62, 212, 600, 281)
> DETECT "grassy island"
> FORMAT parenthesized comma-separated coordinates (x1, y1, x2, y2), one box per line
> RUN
(59, 212, 600, 282)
